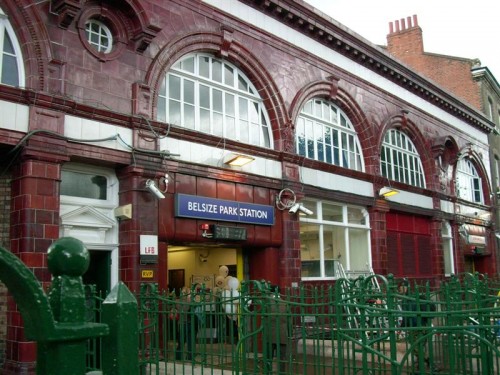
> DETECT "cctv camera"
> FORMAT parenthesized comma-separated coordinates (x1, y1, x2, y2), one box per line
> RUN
(289, 203, 300, 214)
(298, 205, 313, 215)
(145, 179, 165, 199)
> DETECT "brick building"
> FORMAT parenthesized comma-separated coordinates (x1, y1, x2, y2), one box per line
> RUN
(0, 1, 496, 372)
(386, 14, 500, 273)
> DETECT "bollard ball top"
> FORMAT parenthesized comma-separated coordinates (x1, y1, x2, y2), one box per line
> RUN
(47, 237, 90, 276)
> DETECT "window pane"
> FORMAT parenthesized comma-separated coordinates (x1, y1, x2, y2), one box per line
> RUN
(323, 203, 343, 222)
(212, 60, 222, 82)
(157, 97, 166, 122)
(347, 207, 366, 225)
(239, 97, 248, 120)
(224, 64, 234, 85)
(213, 89, 223, 112)
(199, 56, 210, 78)
(182, 56, 195, 73)
(213, 113, 223, 136)
(183, 80, 194, 104)
(238, 73, 248, 91)
(184, 104, 195, 129)
(168, 100, 181, 125)
(300, 224, 321, 277)
(169, 76, 181, 100)
(2, 55, 18, 86)
(199, 85, 210, 109)
(61, 171, 107, 200)
(3, 32, 15, 54)
(200, 109, 210, 133)
(348, 228, 369, 271)
(225, 93, 235, 116)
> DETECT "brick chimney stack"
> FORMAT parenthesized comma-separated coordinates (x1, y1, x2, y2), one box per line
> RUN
(387, 15, 423, 56)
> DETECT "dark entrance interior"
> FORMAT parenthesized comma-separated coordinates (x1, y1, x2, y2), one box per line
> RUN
(168, 269, 185, 296)
(83, 250, 111, 296)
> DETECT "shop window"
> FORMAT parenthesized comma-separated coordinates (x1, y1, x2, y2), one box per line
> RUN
(299, 200, 370, 280)
(296, 98, 364, 171)
(380, 129, 425, 188)
(455, 158, 483, 204)
(0, 8, 23, 87)
(442, 222, 454, 276)
(158, 53, 273, 148)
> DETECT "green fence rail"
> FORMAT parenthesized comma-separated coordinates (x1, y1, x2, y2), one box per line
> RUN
(86, 273, 500, 375)
(3, 236, 500, 374)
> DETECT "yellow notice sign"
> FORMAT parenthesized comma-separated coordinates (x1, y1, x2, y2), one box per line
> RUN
(141, 270, 154, 279)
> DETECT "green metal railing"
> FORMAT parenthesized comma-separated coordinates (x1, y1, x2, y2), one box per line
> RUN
(4, 234, 499, 375)
(122, 274, 500, 375)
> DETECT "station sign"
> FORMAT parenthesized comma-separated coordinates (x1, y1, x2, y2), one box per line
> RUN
(175, 194, 274, 225)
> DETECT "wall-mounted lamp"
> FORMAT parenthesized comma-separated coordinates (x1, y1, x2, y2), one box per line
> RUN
(145, 179, 165, 199)
(289, 203, 314, 216)
(224, 153, 255, 167)
(379, 186, 399, 198)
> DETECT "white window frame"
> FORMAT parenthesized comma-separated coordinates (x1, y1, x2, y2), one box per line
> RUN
(299, 199, 371, 281)
(85, 19, 113, 54)
(380, 129, 426, 188)
(442, 221, 455, 276)
(296, 98, 364, 171)
(158, 53, 273, 148)
(60, 163, 119, 289)
(456, 158, 483, 204)
(0, 8, 24, 87)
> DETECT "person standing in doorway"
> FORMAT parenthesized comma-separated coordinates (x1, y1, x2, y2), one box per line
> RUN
(175, 286, 198, 360)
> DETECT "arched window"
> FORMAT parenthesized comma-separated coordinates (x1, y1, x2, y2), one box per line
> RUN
(380, 129, 425, 188)
(296, 98, 364, 171)
(456, 158, 483, 203)
(158, 53, 272, 148)
(0, 8, 23, 87)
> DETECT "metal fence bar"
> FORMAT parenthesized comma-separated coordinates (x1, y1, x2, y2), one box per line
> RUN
(83, 272, 500, 375)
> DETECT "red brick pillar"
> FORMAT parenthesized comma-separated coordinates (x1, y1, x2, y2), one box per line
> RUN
(3, 154, 66, 375)
(430, 216, 444, 284)
(280, 212, 301, 286)
(369, 198, 390, 275)
(117, 166, 160, 293)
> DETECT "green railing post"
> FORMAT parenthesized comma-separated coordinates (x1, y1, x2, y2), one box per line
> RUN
(0, 237, 109, 375)
(101, 282, 139, 375)
(39, 237, 109, 375)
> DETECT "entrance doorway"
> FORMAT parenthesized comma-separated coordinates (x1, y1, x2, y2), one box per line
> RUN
(83, 250, 111, 296)
(167, 245, 241, 290)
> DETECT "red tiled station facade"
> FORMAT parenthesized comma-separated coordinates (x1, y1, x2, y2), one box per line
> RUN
(0, 1, 495, 373)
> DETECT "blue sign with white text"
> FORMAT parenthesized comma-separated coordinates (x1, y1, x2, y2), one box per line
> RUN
(175, 194, 275, 225)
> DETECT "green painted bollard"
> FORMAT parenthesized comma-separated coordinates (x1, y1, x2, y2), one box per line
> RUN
(101, 282, 139, 375)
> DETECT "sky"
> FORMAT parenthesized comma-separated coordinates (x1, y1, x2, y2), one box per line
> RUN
(304, 0, 499, 80)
